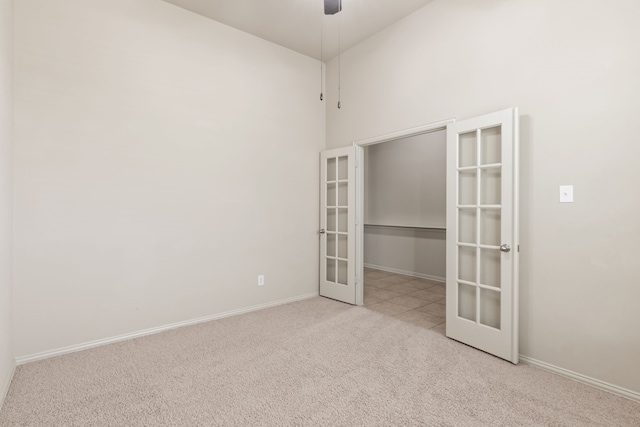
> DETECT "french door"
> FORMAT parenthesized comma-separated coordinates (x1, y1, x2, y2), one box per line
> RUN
(318, 108, 519, 364)
(319, 146, 357, 304)
(446, 108, 520, 364)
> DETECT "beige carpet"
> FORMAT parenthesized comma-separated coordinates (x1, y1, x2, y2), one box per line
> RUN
(1, 297, 639, 426)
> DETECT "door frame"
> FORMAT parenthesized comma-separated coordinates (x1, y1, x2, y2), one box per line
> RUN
(352, 118, 456, 306)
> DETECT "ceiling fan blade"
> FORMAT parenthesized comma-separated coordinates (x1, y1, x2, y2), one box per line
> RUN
(324, 0, 342, 15)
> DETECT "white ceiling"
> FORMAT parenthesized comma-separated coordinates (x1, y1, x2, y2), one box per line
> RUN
(161, 0, 434, 60)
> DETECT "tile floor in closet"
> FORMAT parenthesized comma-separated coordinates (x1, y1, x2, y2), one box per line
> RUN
(364, 267, 446, 335)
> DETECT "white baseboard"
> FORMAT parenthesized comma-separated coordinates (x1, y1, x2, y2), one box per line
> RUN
(364, 263, 445, 283)
(0, 360, 16, 411)
(519, 355, 640, 402)
(16, 292, 319, 365)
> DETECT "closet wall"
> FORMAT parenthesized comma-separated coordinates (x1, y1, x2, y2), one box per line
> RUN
(364, 130, 446, 280)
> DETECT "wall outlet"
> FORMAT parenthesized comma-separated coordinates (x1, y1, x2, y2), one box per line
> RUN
(258, 275, 265, 286)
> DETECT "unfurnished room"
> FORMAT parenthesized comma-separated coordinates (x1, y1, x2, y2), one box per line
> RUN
(1, 0, 639, 425)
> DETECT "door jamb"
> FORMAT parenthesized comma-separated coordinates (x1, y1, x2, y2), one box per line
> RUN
(351, 118, 456, 305)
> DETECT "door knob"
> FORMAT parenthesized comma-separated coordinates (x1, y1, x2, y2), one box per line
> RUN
(500, 244, 511, 253)
(319, 229, 326, 234)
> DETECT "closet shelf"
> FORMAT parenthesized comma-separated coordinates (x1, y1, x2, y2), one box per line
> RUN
(364, 224, 446, 231)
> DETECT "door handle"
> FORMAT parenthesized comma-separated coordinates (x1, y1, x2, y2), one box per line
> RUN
(500, 244, 511, 253)
(319, 229, 326, 234)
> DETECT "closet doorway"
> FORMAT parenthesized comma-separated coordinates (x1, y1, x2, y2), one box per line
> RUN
(320, 109, 520, 363)
(359, 126, 448, 335)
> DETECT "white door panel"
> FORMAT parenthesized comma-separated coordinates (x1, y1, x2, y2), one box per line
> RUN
(320, 146, 357, 304)
(446, 108, 519, 363)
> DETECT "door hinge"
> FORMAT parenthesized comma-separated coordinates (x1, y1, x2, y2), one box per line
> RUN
(518, 245, 520, 252)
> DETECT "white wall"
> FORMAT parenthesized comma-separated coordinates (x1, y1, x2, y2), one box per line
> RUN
(14, 0, 325, 358)
(326, 0, 640, 394)
(0, 0, 14, 407)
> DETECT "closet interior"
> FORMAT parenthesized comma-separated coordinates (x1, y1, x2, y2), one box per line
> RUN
(362, 129, 448, 333)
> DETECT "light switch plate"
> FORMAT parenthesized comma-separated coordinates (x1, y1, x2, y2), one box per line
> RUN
(559, 185, 573, 203)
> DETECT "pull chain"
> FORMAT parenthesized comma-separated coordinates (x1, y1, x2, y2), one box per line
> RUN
(320, 12, 324, 101)
(337, 13, 341, 109)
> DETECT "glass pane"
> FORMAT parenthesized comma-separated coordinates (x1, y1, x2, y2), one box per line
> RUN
(338, 208, 348, 233)
(458, 246, 476, 282)
(481, 126, 501, 165)
(338, 234, 348, 259)
(338, 260, 348, 285)
(458, 283, 476, 322)
(480, 168, 501, 205)
(327, 183, 336, 207)
(480, 288, 501, 329)
(458, 170, 477, 205)
(327, 209, 336, 232)
(326, 258, 336, 282)
(459, 131, 477, 167)
(458, 209, 476, 244)
(327, 158, 337, 181)
(338, 156, 348, 180)
(480, 249, 500, 288)
(479, 209, 500, 246)
(338, 182, 348, 207)
(327, 233, 336, 257)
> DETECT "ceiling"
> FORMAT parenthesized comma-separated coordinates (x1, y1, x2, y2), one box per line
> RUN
(161, 0, 434, 60)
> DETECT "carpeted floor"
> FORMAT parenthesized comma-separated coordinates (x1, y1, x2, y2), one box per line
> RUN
(1, 297, 639, 426)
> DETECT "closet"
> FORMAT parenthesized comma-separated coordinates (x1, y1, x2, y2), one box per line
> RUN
(323, 108, 520, 363)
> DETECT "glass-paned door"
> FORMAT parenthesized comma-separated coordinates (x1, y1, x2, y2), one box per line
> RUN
(446, 108, 520, 364)
(320, 147, 356, 304)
